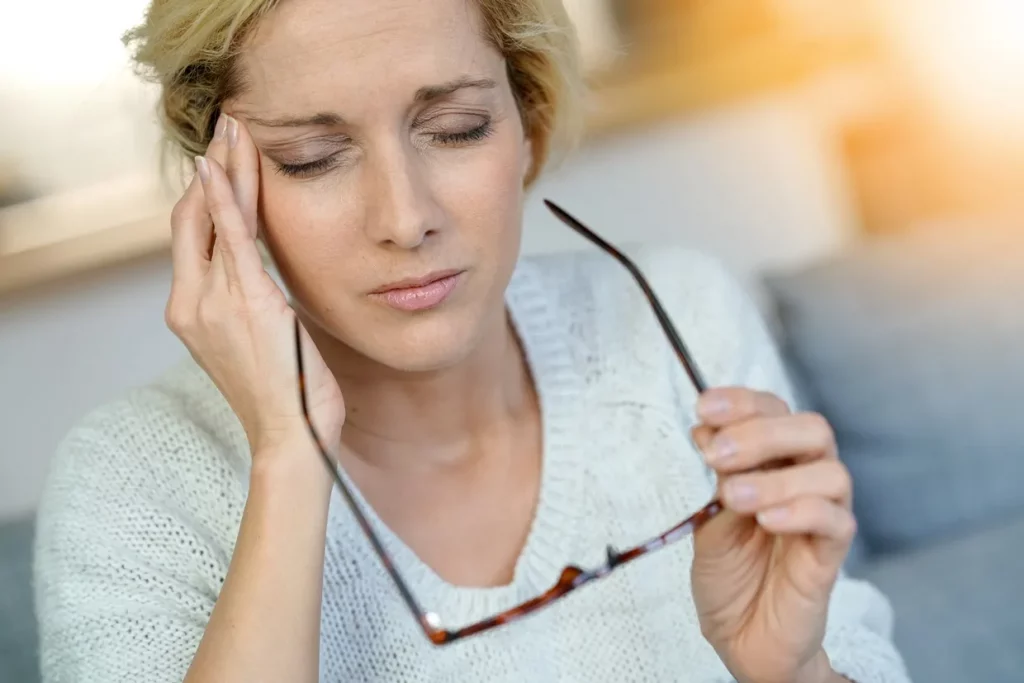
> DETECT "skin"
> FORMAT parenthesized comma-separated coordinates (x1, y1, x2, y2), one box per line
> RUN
(164, 0, 853, 681)
(692, 390, 855, 683)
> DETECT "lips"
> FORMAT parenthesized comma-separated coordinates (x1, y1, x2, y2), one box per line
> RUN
(371, 269, 463, 294)
(369, 269, 465, 312)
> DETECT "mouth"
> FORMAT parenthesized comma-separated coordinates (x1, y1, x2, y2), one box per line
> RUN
(371, 269, 464, 294)
(369, 269, 466, 312)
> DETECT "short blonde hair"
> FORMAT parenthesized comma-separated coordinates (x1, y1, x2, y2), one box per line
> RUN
(125, 0, 584, 185)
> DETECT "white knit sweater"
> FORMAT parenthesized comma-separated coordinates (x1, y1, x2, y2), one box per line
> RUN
(34, 246, 910, 683)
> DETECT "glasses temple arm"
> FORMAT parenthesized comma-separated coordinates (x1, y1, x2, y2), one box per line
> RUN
(543, 200, 708, 393)
(293, 317, 435, 634)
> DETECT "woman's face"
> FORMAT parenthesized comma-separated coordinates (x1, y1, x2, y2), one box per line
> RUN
(229, 0, 532, 372)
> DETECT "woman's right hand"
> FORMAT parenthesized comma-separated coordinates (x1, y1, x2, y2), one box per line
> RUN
(166, 113, 345, 472)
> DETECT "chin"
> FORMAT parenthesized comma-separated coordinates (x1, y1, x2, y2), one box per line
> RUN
(353, 304, 493, 373)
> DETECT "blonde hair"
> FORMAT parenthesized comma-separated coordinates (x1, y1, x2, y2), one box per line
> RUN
(125, 0, 584, 185)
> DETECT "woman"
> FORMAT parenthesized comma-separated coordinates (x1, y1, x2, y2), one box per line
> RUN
(33, 0, 909, 681)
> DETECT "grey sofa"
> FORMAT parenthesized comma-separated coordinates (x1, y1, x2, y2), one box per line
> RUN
(0, 516, 37, 682)
(3, 221, 1022, 682)
(765, 218, 1024, 682)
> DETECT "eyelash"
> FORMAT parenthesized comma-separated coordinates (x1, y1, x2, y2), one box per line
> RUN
(276, 154, 340, 178)
(275, 120, 494, 179)
(431, 120, 494, 146)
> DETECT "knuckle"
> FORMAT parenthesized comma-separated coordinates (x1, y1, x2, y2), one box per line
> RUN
(734, 389, 759, 415)
(804, 412, 834, 441)
(802, 497, 826, 522)
(164, 297, 193, 335)
(733, 419, 773, 458)
(750, 424, 778, 461)
(769, 470, 793, 503)
(170, 198, 193, 227)
(718, 423, 754, 461)
(764, 415, 790, 443)
(778, 497, 806, 524)
(838, 510, 858, 540)
(699, 620, 719, 644)
(690, 425, 713, 452)
(756, 390, 788, 414)
(205, 192, 233, 219)
(195, 297, 222, 327)
(834, 462, 853, 495)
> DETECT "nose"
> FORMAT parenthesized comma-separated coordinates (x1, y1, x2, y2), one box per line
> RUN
(365, 143, 443, 250)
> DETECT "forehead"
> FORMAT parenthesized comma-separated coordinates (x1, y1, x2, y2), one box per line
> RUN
(235, 0, 502, 114)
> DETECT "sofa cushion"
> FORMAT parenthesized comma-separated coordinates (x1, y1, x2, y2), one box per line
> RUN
(0, 516, 38, 683)
(855, 513, 1024, 683)
(766, 219, 1024, 553)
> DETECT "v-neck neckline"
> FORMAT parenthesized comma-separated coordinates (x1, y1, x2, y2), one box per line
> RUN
(327, 258, 588, 630)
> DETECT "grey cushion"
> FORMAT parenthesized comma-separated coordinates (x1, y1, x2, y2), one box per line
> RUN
(0, 517, 38, 683)
(766, 220, 1024, 553)
(855, 513, 1024, 683)
(783, 368, 871, 572)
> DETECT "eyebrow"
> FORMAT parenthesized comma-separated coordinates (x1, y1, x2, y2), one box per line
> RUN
(414, 76, 497, 103)
(244, 77, 498, 129)
(245, 111, 345, 129)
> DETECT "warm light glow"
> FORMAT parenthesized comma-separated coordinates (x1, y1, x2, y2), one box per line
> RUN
(964, 0, 1024, 71)
(562, 0, 620, 72)
(0, 1, 148, 87)
(0, 1, 620, 85)
(879, 0, 1024, 135)
(932, 0, 1024, 113)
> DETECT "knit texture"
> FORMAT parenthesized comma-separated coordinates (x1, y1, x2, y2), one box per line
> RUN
(34, 246, 910, 682)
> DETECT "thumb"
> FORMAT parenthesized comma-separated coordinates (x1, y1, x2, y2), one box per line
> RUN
(693, 507, 756, 562)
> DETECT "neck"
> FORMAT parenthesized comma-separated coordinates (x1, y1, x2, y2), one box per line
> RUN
(313, 307, 534, 473)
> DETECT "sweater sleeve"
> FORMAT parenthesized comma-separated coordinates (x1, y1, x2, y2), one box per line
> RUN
(708, 254, 911, 683)
(34, 401, 244, 683)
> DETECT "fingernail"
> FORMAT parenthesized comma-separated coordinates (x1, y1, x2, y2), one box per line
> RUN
(726, 480, 757, 506)
(698, 396, 731, 419)
(757, 507, 788, 525)
(213, 114, 227, 141)
(705, 436, 737, 464)
(195, 156, 210, 184)
(226, 115, 239, 148)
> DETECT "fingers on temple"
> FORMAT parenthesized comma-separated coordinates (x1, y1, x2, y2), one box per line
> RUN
(222, 115, 261, 237)
(170, 171, 213, 289)
(197, 155, 264, 288)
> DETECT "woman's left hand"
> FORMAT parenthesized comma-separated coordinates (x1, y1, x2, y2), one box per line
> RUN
(690, 387, 854, 683)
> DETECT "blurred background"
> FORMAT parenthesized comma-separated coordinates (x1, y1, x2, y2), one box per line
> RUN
(2, 2, 1023, 681)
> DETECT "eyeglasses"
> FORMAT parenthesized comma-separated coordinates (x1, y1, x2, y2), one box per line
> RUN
(294, 199, 724, 645)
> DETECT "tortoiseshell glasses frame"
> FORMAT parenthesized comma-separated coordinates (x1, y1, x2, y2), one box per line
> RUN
(294, 199, 724, 646)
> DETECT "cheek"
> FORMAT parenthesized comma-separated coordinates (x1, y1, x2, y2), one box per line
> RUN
(256, 173, 367, 308)
(258, 172, 361, 259)
(432, 132, 528, 243)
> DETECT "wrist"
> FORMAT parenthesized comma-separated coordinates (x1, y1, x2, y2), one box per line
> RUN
(793, 649, 844, 683)
(249, 420, 315, 455)
(250, 433, 335, 495)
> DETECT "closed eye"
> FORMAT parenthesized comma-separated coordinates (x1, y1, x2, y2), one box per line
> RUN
(274, 153, 342, 178)
(272, 119, 494, 178)
(430, 121, 493, 146)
